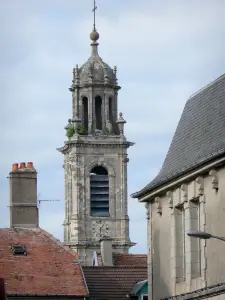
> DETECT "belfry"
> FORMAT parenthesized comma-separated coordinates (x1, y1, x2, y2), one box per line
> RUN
(58, 4, 135, 265)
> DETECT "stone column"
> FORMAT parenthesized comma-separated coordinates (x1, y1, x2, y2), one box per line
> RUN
(88, 87, 93, 134)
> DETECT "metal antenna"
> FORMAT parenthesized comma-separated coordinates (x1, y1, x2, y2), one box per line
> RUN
(92, 0, 97, 31)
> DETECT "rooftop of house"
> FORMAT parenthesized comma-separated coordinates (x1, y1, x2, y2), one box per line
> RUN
(83, 266, 147, 300)
(0, 228, 88, 297)
(133, 73, 225, 198)
(94, 252, 147, 266)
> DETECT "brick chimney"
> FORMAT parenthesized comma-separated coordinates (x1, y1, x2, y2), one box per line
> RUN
(9, 162, 39, 228)
(100, 238, 113, 266)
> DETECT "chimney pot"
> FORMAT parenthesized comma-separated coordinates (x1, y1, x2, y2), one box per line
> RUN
(20, 162, 26, 169)
(12, 163, 19, 171)
(27, 162, 33, 168)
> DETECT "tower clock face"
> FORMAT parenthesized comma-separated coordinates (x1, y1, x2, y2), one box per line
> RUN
(92, 220, 109, 238)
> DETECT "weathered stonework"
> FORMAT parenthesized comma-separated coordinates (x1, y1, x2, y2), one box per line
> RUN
(58, 30, 135, 265)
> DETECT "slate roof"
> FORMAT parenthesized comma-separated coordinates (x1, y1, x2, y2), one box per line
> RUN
(133, 74, 225, 198)
(83, 266, 147, 300)
(95, 252, 147, 266)
(0, 228, 88, 297)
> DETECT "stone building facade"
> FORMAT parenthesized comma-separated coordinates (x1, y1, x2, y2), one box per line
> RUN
(58, 28, 135, 265)
(132, 74, 225, 300)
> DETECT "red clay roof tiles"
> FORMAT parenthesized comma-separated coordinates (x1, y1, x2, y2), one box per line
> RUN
(0, 228, 88, 297)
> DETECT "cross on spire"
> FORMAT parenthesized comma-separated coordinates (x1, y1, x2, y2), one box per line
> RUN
(92, 0, 97, 31)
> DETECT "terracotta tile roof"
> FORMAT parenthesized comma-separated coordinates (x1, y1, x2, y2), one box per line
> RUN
(95, 252, 147, 266)
(0, 228, 88, 297)
(83, 266, 147, 300)
(114, 253, 147, 266)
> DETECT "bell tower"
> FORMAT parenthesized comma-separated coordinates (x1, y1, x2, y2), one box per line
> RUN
(58, 11, 135, 265)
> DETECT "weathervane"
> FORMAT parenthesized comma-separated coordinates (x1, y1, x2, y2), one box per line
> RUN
(92, 0, 97, 31)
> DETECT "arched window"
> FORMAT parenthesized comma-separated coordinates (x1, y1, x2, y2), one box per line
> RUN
(109, 97, 113, 125)
(95, 96, 102, 130)
(82, 97, 88, 132)
(90, 166, 109, 217)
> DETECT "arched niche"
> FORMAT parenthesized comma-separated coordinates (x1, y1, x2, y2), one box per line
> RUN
(95, 96, 102, 130)
(90, 166, 109, 217)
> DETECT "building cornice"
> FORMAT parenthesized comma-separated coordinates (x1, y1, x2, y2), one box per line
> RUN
(137, 156, 225, 202)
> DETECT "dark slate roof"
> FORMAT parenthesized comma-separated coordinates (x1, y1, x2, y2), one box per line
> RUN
(162, 282, 225, 300)
(133, 74, 225, 198)
(83, 266, 147, 300)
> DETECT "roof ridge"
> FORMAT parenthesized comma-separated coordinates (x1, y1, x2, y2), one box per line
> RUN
(188, 73, 225, 101)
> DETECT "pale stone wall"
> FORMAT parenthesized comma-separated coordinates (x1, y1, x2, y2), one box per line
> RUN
(145, 162, 225, 300)
(61, 133, 133, 265)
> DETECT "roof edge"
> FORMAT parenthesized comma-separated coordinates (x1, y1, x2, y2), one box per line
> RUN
(133, 154, 225, 201)
(161, 282, 225, 300)
(187, 73, 225, 102)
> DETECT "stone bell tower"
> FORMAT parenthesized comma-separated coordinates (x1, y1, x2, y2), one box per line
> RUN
(58, 24, 135, 265)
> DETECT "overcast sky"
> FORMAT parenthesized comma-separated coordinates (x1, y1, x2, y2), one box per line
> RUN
(0, 0, 225, 253)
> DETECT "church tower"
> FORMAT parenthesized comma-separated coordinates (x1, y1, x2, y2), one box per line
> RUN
(58, 10, 135, 265)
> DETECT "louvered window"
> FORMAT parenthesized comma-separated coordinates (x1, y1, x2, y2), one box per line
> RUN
(90, 166, 109, 217)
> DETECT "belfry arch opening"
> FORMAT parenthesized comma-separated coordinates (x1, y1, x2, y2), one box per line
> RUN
(90, 166, 109, 217)
(95, 96, 102, 130)
(82, 96, 88, 132)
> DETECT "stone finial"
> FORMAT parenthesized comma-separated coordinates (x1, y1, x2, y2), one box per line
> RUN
(155, 197, 162, 215)
(90, 30, 99, 42)
(195, 176, 204, 195)
(116, 112, 126, 135)
(166, 191, 173, 209)
(209, 169, 219, 190)
(71, 114, 82, 135)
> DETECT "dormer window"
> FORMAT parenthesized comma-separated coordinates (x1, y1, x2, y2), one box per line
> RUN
(11, 245, 27, 256)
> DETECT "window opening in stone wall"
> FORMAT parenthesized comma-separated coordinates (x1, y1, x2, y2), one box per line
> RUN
(189, 199, 201, 278)
(175, 205, 185, 282)
(90, 166, 109, 217)
(95, 96, 102, 130)
(109, 97, 113, 125)
(82, 97, 88, 132)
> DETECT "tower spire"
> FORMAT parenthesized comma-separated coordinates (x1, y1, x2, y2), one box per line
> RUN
(90, 0, 99, 56)
(92, 0, 97, 31)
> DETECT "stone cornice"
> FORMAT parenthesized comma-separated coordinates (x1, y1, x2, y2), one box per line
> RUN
(69, 83, 121, 91)
(137, 156, 225, 202)
(57, 140, 134, 153)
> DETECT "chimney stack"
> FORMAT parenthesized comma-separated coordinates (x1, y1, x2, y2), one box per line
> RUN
(9, 162, 39, 228)
(100, 238, 113, 266)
